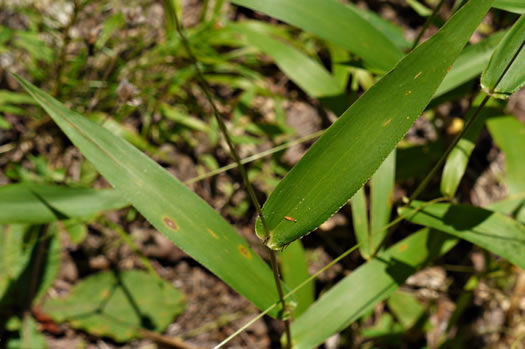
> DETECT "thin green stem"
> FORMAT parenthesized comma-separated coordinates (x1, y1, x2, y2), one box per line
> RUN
(184, 130, 324, 185)
(215, 243, 361, 349)
(411, 0, 447, 51)
(169, 6, 291, 347)
(408, 94, 490, 203)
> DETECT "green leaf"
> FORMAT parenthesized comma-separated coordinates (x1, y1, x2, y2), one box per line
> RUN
(230, 0, 404, 72)
(351, 186, 370, 259)
(440, 94, 502, 197)
(14, 75, 285, 318)
(42, 270, 185, 342)
(400, 201, 525, 269)
(256, 0, 494, 249)
(481, 14, 525, 99)
(370, 150, 396, 255)
(434, 31, 505, 98)
(487, 116, 525, 195)
(487, 193, 525, 223)
(0, 183, 130, 224)
(280, 240, 314, 317)
(229, 21, 342, 98)
(493, 0, 525, 13)
(290, 228, 457, 349)
(7, 315, 49, 349)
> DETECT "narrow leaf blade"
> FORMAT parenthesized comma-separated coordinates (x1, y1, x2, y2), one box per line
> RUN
(0, 183, 129, 224)
(401, 201, 525, 269)
(291, 228, 457, 349)
(257, 0, 494, 249)
(481, 14, 525, 98)
(230, 0, 404, 72)
(14, 75, 284, 318)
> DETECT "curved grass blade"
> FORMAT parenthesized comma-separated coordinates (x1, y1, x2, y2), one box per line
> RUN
(487, 115, 525, 194)
(290, 228, 457, 349)
(481, 14, 525, 99)
(493, 0, 525, 13)
(434, 31, 505, 98)
(280, 240, 314, 318)
(257, 0, 495, 249)
(440, 95, 502, 197)
(13, 75, 285, 318)
(230, 0, 404, 72)
(370, 150, 396, 255)
(0, 183, 130, 224)
(351, 186, 370, 259)
(229, 21, 343, 98)
(400, 201, 525, 269)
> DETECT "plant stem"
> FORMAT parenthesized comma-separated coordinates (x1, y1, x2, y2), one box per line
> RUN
(54, 0, 79, 97)
(411, 0, 447, 51)
(169, 7, 292, 347)
(408, 94, 490, 203)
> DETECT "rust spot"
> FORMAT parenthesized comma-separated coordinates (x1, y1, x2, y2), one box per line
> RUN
(163, 216, 178, 231)
(284, 216, 297, 223)
(448, 65, 452, 72)
(208, 228, 219, 239)
(238, 245, 252, 259)
(382, 118, 392, 127)
(414, 72, 422, 79)
(404, 90, 412, 96)
(399, 243, 408, 252)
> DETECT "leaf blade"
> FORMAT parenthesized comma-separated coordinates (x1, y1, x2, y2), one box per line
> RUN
(14, 75, 284, 318)
(257, 0, 495, 249)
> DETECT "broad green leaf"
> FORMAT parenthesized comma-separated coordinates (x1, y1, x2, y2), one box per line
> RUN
(487, 116, 525, 194)
(370, 150, 396, 255)
(494, 0, 525, 13)
(481, 14, 525, 98)
(0, 183, 129, 224)
(230, 0, 404, 72)
(351, 186, 370, 259)
(42, 270, 185, 342)
(434, 31, 505, 98)
(14, 75, 285, 318)
(440, 95, 502, 197)
(256, 0, 494, 249)
(400, 201, 525, 269)
(290, 228, 457, 349)
(280, 240, 314, 317)
(229, 21, 343, 98)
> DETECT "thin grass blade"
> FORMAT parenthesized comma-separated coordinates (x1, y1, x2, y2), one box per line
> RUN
(401, 201, 525, 269)
(13, 75, 285, 318)
(230, 0, 404, 72)
(0, 183, 129, 224)
(290, 228, 457, 349)
(481, 14, 525, 99)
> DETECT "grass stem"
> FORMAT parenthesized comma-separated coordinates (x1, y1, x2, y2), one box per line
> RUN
(168, 5, 292, 347)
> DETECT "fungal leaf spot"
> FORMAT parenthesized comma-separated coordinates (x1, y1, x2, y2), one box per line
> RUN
(404, 90, 412, 96)
(382, 118, 392, 127)
(162, 216, 178, 231)
(414, 72, 422, 79)
(208, 228, 219, 239)
(238, 245, 252, 259)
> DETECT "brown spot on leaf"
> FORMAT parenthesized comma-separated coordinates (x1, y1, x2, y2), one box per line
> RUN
(238, 245, 252, 259)
(414, 72, 422, 79)
(163, 216, 178, 231)
(399, 243, 408, 252)
(208, 228, 219, 239)
(382, 118, 392, 127)
(404, 90, 412, 96)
